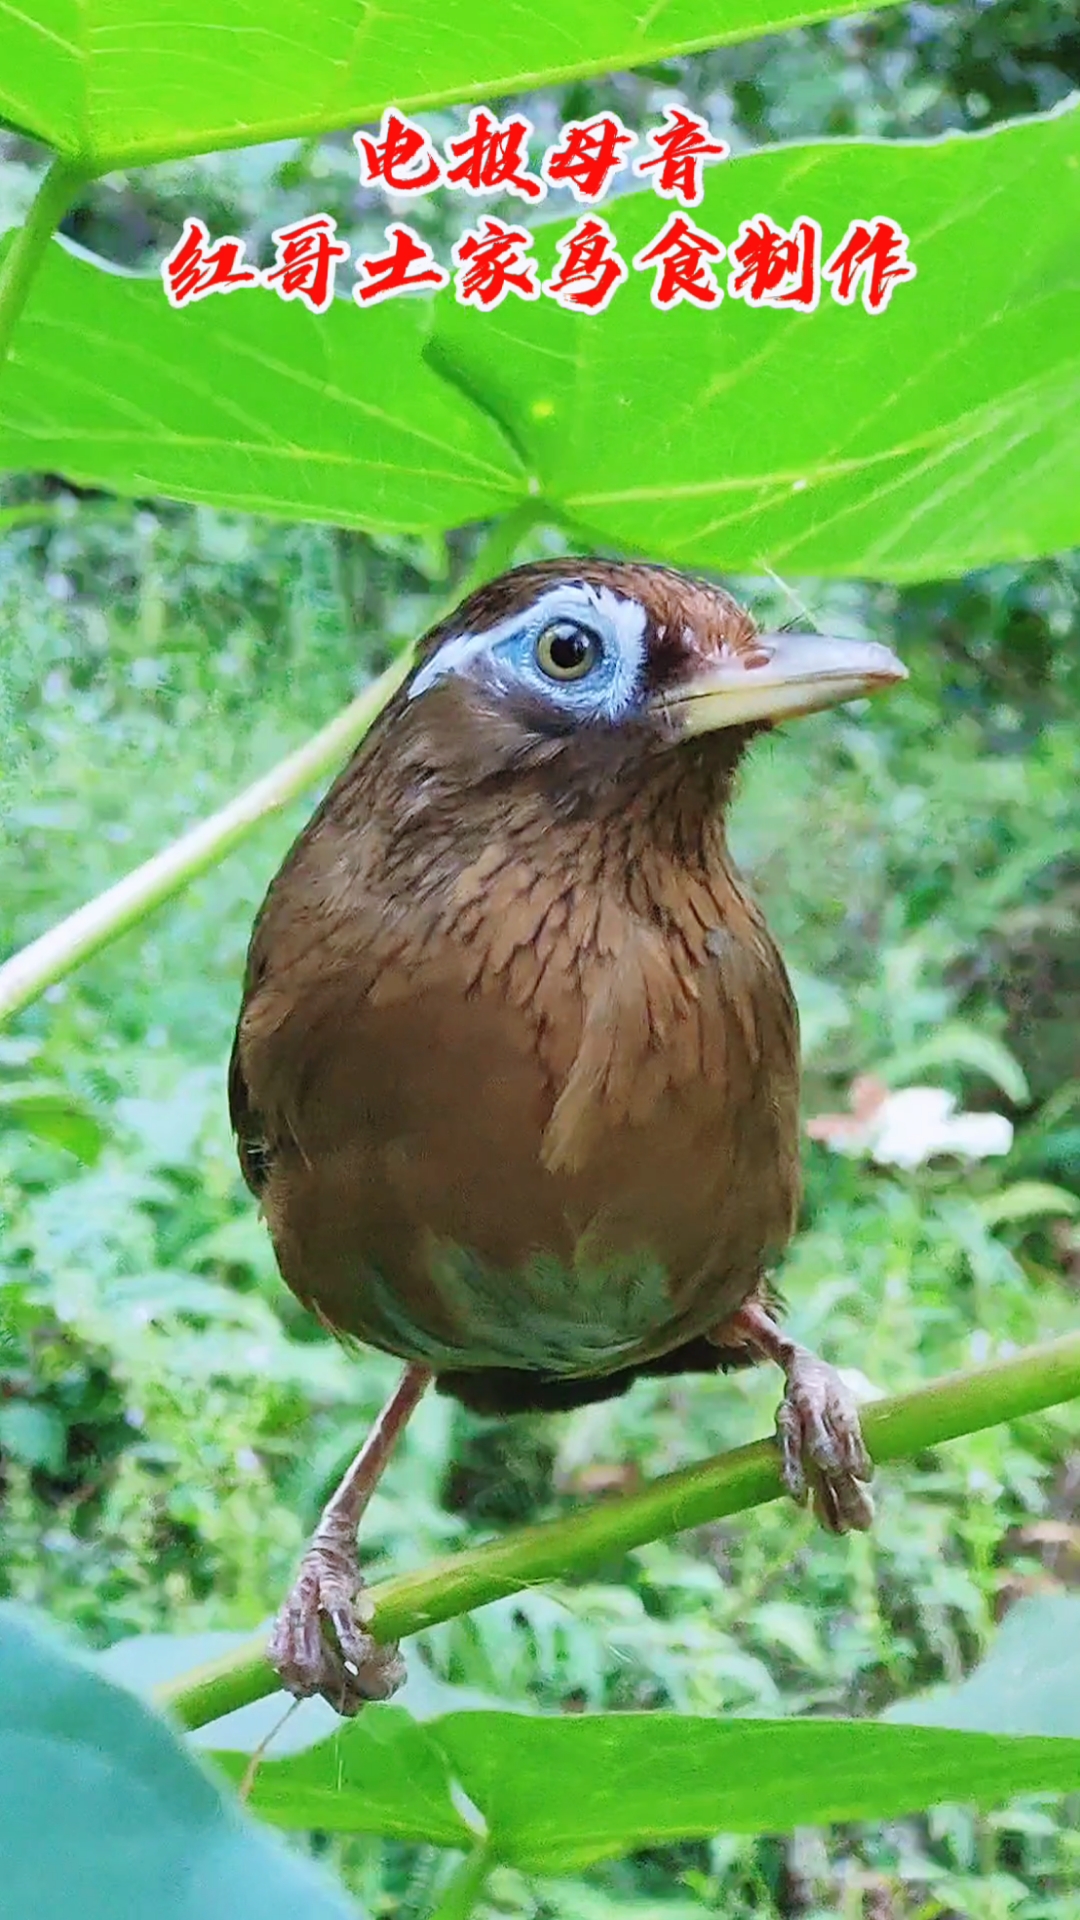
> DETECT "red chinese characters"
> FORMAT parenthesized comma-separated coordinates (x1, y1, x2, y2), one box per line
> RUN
(161, 217, 259, 307)
(727, 215, 821, 312)
(541, 114, 636, 203)
(633, 107, 728, 208)
(544, 216, 627, 313)
(633, 214, 725, 310)
(354, 225, 450, 305)
(162, 105, 920, 327)
(824, 217, 917, 313)
(262, 215, 349, 314)
(354, 110, 444, 193)
(453, 218, 540, 310)
(445, 109, 544, 201)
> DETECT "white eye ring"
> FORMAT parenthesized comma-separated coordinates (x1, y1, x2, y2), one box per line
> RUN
(407, 580, 647, 711)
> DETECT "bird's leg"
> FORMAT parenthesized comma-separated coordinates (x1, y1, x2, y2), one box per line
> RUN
(269, 1362, 432, 1716)
(710, 1299, 874, 1534)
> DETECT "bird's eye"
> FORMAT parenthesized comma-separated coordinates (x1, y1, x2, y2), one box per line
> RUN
(535, 620, 601, 682)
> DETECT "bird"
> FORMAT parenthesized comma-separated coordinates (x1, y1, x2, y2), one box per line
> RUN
(229, 557, 906, 1715)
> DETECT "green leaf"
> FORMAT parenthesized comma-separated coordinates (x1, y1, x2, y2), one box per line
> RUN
(211, 1702, 1080, 1872)
(0, 1605, 362, 1919)
(4, 112, 1076, 581)
(433, 1712, 1080, 1870)
(978, 1182, 1080, 1228)
(0, 237, 525, 532)
(886, 1596, 1080, 1740)
(431, 104, 1080, 580)
(214, 1706, 480, 1846)
(8, 108, 1076, 572)
(0, 0, 907, 171)
(0, 1080, 107, 1162)
(878, 1023, 1031, 1105)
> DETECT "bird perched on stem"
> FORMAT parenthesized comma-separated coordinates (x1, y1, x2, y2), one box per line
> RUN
(230, 557, 906, 1715)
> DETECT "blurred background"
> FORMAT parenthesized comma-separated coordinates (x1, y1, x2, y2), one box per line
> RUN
(1, 1, 1079, 1913)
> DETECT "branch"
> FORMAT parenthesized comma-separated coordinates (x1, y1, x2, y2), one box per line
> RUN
(155, 1329, 1080, 1732)
(0, 503, 543, 1025)
(0, 658, 410, 1024)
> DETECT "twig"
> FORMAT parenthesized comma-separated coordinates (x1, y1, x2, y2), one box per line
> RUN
(153, 1330, 1080, 1733)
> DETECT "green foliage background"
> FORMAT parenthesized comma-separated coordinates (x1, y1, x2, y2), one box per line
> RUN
(1, 0, 1079, 1915)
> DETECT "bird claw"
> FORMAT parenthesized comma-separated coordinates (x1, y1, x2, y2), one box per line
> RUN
(775, 1352, 874, 1535)
(268, 1540, 406, 1717)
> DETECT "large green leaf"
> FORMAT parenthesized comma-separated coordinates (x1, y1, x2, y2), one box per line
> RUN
(0, 238, 524, 531)
(0, 1606, 360, 1920)
(210, 1703, 1080, 1873)
(435, 1712, 1080, 1871)
(431, 100, 1080, 580)
(2, 109, 1076, 580)
(0, 0, 907, 171)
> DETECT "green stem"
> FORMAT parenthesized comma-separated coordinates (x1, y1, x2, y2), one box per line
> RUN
(0, 156, 87, 373)
(155, 1328, 1080, 1733)
(426, 1843, 493, 1920)
(0, 659, 406, 1023)
(0, 503, 543, 1026)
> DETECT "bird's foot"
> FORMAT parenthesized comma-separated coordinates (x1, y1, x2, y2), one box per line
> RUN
(268, 1539, 406, 1717)
(776, 1349, 874, 1535)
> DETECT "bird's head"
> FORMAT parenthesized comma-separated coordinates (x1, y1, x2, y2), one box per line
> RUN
(374, 559, 906, 833)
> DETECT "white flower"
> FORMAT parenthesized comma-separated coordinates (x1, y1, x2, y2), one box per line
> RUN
(869, 1087, 1013, 1170)
(807, 1077, 1013, 1171)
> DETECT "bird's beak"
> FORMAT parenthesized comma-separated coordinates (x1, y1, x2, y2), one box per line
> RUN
(657, 631, 908, 734)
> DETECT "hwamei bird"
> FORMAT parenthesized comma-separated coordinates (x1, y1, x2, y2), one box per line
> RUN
(230, 558, 906, 1714)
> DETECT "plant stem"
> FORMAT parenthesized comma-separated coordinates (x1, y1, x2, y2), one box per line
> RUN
(0, 503, 543, 1026)
(426, 1843, 493, 1920)
(0, 656, 410, 1025)
(0, 156, 87, 373)
(154, 1328, 1080, 1733)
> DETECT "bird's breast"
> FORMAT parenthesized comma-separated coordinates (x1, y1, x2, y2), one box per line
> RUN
(252, 887, 800, 1380)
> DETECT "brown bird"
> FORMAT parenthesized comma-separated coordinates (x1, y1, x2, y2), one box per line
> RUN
(230, 558, 906, 1714)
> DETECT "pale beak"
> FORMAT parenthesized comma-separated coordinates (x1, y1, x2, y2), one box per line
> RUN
(657, 631, 908, 734)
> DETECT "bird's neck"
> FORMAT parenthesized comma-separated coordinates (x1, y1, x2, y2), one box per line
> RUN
(373, 734, 757, 937)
